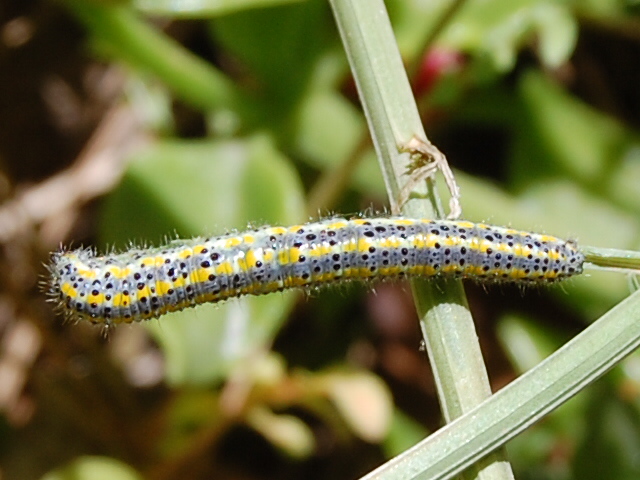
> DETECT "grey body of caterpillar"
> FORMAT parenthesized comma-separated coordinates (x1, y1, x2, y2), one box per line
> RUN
(47, 217, 585, 326)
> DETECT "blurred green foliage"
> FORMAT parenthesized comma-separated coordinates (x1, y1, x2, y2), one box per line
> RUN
(25, 0, 640, 478)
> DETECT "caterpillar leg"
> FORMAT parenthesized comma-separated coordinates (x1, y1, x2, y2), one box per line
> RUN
(397, 137, 462, 219)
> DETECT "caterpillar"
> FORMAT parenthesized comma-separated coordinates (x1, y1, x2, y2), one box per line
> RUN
(47, 217, 585, 326)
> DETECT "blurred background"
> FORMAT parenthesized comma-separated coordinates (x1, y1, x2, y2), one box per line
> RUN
(1, 0, 640, 478)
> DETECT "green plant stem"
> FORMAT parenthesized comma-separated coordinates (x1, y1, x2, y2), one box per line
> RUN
(328, 1, 513, 479)
(363, 288, 640, 479)
(583, 246, 640, 272)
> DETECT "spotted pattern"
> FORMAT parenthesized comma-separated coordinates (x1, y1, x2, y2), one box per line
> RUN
(47, 217, 585, 325)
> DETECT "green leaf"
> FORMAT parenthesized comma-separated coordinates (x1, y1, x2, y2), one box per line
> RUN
(383, 410, 429, 458)
(292, 90, 365, 171)
(209, 1, 332, 110)
(497, 314, 562, 374)
(573, 383, 640, 480)
(320, 370, 393, 443)
(389, 0, 578, 71)
(246, 406, 316, 458)
(41, 456, 142, 480)
(134, 0, 305, 18)
(514, 70, 639, 188)
(533, 3, 578, 68)
(100, 135, 306, 385)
